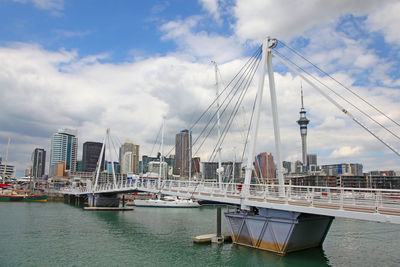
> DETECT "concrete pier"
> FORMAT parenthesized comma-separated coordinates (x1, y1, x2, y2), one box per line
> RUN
(88, 193, 120, 207)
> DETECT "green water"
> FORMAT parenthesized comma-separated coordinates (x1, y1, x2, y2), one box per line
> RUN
(0, 202, 399, 267)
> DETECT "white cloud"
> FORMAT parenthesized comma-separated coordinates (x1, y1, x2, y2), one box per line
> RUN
(160, 16, 244, 63)
(232, 0, 384, 43)
(199, 0, 221, 23)
(330, 146, 362, 158)
(366, 1, 400, 45)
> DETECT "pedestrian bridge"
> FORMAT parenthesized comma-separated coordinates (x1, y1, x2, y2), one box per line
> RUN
(62, 178, 400, 224)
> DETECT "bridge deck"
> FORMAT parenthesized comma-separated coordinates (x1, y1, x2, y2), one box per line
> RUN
(61, 179, 400, 224)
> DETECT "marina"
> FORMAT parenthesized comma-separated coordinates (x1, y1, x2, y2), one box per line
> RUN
(0, 202, 399, 266)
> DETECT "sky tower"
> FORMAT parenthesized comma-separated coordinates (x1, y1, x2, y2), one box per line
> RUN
(297, 88, 310, 167)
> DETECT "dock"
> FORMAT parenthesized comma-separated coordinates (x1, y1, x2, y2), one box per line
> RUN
(192, 233, 232, 244)
(84, 207, 134, 211)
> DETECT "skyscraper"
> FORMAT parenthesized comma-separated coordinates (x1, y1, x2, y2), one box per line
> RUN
(49, 128, 78, 175)
(119, 140, 139, 174)
(82, 142, 104, 172)
(174, 129, 192, 177)
(31, 148, 46, 178)
(297, 89, 310, 167)
(254, 152, 275, 180)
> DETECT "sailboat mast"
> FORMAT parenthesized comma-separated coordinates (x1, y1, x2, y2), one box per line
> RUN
(212, 61, 223, 187)
(158, 117, 165, 187)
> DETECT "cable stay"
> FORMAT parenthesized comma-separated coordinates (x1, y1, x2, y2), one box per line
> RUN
(273, 49, 400, 142)
(163, 46, 262, 159)
(191, 48, 262, 162)
(271, 49, 400, 158)
(279, 41, 400, 129)
(93, 128, 123, 188)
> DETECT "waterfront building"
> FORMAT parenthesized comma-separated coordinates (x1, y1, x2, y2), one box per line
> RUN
(297, 89, 310, 166)
(142, 155, 175, 175)
(106, 161, 120, 174)
(0, 162, 15, 181)
(174, 129, 192, 177)
(321, 163, 363, 176)
(49, 161, 66, 177)
(49, 128, 78, 176)
(82, 141, 104, 172)
(200, 161, 242, 182)
(254, 152, 275, 180)
(76, 161, 83, 172)
(31, 148, 46, 178)
(119, 140, 139, 174)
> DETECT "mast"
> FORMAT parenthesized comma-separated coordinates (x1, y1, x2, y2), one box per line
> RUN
(94, 130, 107, 189)
(158, 117, 165, 188)
(188, 133, 191, 181)
(107, 130, 117, 188)
(266, 38, 285, 196)
(212, 61, 223, 187)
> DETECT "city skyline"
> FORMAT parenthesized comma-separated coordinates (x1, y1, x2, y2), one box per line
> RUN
(1, 1, 400, 176)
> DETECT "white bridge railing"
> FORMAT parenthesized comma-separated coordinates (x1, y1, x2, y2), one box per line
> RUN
(62, 178, 400, 214)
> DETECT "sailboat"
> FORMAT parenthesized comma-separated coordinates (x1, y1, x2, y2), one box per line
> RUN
(0, 137, 47, 202)
(134, 118, 200, 208)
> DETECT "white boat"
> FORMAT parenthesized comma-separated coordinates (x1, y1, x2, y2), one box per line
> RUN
(134, 195, 201, 208)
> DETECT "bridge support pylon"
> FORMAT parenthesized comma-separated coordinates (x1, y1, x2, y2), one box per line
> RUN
(88, 193, 120, 207)
(225, 208, 333, 255)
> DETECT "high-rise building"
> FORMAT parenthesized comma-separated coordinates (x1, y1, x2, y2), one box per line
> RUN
(31, 148, 46, 178)
(49, 128, 78, 176)
(82, 142, 104, 172)
(254, 152, 275, 179)
(307, 154, 318, 172)
(174, 129, 192, 177)
(0, 157, 15, 181)
(119, 140, 139, 174)
(297, 89, 310, 166)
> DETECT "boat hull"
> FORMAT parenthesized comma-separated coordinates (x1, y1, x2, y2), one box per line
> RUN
(0, 194, 47, 202)
(134, 199, 200, 208)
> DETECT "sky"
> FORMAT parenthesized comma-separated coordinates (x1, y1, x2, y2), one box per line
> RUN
(1, 0, 400, 177)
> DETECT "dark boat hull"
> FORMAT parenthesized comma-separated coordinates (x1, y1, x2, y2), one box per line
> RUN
(0, 194, 47, 202)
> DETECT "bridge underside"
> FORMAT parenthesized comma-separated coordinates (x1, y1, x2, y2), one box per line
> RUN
(88, 193, 120, 207)
(225, 208, 333, 255)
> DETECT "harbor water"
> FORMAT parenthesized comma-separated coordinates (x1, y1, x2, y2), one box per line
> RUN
(0, 202, 399, 266)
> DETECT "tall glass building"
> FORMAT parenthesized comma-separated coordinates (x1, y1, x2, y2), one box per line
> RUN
(82, 141, 104, 172)
(174, 129, 192, 177)
(49, 128, 78, 174)
(31, 148, 46, 178)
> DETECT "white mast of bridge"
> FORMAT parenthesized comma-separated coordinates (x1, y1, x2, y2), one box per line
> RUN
(212, 61, 223, 188)
(242, 37, 285, 209)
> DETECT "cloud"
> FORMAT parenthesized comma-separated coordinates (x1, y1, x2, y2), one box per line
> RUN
(366, 1, 400, 45)
(232, 0, 387, 43)
(13, 0, 64, 16)
(160, 16, 244, 63)
(199, 0, 221, 23)
(330, 146, 363, 158)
